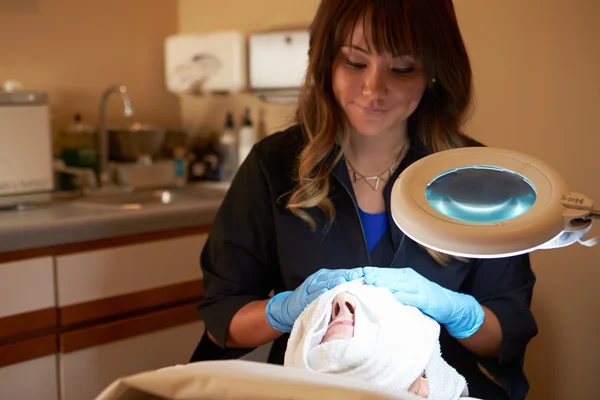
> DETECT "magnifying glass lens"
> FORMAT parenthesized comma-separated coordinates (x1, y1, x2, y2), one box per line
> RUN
(425, 166, 537, 223)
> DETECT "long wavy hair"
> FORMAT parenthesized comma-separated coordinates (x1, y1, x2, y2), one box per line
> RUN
(287, 0, 475, 265)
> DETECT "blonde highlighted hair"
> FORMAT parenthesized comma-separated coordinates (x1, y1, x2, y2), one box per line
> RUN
(287, 0, 475, 265)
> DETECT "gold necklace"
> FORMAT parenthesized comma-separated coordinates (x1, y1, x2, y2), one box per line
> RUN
(345, 145, 407, 191)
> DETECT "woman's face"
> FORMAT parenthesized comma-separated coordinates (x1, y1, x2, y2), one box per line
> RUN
(332, 21, 428, 138)
(321, 292, 357, 343)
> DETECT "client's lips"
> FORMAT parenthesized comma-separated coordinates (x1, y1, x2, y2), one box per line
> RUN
(328, 320, 354, 329)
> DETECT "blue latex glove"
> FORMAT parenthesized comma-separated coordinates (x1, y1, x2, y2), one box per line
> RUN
(266, 267, 365, 332)
(364, 267, 484, 339)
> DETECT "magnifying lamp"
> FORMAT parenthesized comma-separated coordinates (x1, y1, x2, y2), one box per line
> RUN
(391, 147, 599, 258)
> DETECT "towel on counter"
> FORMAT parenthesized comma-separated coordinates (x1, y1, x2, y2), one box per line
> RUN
(284, 279, 469, 400)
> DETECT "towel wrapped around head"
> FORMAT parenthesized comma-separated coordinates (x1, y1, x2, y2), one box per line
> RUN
(284, 278, 469, 400)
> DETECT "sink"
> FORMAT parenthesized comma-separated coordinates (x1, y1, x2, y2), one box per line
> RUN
(0, 200, 71, 213)
(0, 191, 81, 214)
(0, 183, 228, 214)
(79, 190, 186, 206)
(74, 183, 228, 209)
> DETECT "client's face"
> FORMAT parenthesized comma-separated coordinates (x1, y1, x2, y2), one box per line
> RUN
(321, 292, 356, 343)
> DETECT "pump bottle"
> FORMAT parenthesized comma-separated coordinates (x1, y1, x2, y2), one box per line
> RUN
(238, 108, 256, 166)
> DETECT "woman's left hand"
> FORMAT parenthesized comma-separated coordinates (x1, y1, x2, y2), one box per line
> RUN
(364, 266, 484, 339)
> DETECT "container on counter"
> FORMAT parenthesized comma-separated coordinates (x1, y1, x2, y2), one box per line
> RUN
(61, 113, 98, 177)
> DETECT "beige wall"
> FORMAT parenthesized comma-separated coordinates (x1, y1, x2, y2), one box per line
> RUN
(454, 2, 600, 398)
(179, 1, 599, 399)
(0, 0, 180, 154)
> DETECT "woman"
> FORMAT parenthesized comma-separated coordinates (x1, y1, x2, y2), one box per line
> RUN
(196, 1, 537, 399)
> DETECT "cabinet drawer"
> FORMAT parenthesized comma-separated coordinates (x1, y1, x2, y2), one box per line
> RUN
(0, 257, 57, 344)
(0, 257, 55, 319)
(0, 355, 59, 400)
(55, 234, 207, 307)
(60, 320, 204, 400)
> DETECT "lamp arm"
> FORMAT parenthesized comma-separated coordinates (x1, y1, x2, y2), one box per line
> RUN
(587, 209, 600, 220)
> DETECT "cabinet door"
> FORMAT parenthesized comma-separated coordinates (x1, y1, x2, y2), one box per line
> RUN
(55, 234, 207, 326)
(0, 256, 55, 322)
(0, 256, 57, 379)
(60, 320, 205, 400)
(0, 355, 59, 400)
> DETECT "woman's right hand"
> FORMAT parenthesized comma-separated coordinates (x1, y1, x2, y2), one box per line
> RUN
(266, 267, 364, 332)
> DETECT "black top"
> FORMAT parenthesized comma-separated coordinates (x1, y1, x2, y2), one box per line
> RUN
(198, 124, 538, 400)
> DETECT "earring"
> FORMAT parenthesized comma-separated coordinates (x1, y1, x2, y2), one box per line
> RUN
(432, 77, 436, 83)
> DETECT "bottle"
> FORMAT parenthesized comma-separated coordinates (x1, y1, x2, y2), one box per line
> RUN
(238, 107, 256, 166)
(218, 111, 238, 181)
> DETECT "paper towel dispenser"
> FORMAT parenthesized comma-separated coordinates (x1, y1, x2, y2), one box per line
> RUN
(249, 30, 309, 103)
(164, 31, 247, 95)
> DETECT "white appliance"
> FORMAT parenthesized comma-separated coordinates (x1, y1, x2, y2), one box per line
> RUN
(249, 30, 309, 102)
(0, 91, 53, 197)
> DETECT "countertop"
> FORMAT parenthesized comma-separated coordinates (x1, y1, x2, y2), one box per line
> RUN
(0, 182, 229, 254)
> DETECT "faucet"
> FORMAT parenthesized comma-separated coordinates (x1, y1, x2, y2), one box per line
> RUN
(98, 84, 134, 186)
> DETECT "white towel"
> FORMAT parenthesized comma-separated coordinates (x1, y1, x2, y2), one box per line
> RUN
(284, 279, 469, 400)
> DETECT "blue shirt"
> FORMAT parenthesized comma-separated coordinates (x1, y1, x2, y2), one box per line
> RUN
(358, 207, 388, 253)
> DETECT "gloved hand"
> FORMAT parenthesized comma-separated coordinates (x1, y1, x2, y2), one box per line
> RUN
(364, 266, 484, 339)
(266, 267, 364, 332)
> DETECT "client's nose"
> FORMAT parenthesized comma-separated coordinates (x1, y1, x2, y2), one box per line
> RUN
(332, 292, 356, 319)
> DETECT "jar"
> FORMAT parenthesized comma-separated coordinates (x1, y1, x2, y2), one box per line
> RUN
(61, 113, 98, 175)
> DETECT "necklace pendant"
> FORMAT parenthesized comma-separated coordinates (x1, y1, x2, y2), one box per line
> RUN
(364, 176, 379, 191)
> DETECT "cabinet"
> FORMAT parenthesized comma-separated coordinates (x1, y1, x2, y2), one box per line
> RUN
(0, 355, 59, 400)
(55, 234, 205, 309)
(0, 256, 55, 319)
(60, 320, 204, 400)
(55, 233, 206, 327)
(0, 227, 210, 400)
(0, 257, 58, 399)
(55, 232, 208, 399)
